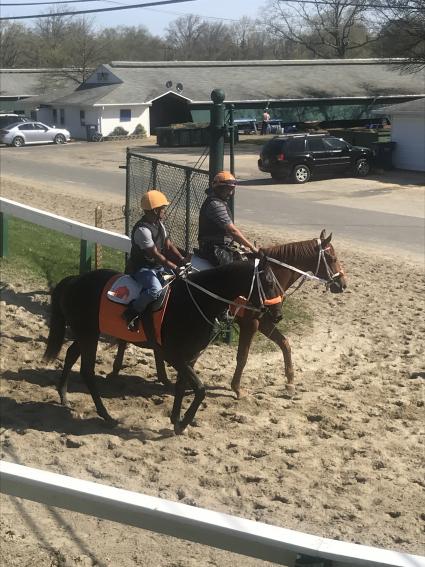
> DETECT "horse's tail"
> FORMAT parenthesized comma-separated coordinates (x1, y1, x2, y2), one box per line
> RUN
(43, 275, 77, 362)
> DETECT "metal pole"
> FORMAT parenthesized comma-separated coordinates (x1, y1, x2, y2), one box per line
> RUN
(124, 148, 131, 237)
(209, 88, 225, 185)
(185, 168, 191, 254)
(228, 103, 235, 221)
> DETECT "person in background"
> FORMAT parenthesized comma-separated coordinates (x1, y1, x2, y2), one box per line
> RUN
(197, 171, 258, 266)
(123, 189, 185, 330)
(261, 108, 271, 135)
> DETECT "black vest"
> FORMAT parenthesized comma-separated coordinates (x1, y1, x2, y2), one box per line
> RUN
(126, 217, 166, 273)
(198, 195, 231, 245)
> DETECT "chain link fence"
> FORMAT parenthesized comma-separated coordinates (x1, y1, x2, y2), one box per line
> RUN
(126, 150, 210, 254)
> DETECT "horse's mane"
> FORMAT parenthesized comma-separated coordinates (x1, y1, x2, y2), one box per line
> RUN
(262, 239, 318, 262)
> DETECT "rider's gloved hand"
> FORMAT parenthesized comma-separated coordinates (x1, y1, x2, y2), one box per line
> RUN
(172, 265, 187, 278)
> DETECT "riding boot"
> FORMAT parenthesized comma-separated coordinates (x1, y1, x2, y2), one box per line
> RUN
(122, 301, 140, 332)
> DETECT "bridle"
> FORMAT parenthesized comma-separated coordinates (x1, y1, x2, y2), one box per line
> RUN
(183, 259, 283, 327)
(266, 239, 344, 294)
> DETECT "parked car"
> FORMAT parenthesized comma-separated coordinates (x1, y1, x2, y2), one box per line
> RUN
(0, 114, 28, 129)
(0, 121, 71, 147)
(258, 133, 373, 183)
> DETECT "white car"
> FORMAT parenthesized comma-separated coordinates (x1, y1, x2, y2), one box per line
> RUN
(0, 121, 71, 147)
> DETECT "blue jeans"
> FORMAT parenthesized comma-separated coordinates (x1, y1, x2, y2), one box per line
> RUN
(132, 268, 165, 313)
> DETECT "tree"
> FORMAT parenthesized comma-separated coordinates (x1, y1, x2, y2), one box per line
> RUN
(165, 14, 207, 60)
(264, 0, 377, 58)
(373, 0, 425, 72)
(0, 22, 35, 68)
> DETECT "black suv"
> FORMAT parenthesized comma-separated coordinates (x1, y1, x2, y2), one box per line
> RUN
(258, 133, 373, 183)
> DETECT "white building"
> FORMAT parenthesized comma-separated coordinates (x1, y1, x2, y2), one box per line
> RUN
(377, 98, 425, 172)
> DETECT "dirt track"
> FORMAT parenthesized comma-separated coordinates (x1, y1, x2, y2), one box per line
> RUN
(0, 174, 424, 566)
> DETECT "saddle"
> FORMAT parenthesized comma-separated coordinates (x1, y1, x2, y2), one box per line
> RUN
(99, 274, 170, 344)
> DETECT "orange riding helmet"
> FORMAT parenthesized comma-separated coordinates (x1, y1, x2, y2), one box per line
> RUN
(140, 190, 170, 211)
(212, 171, 238, 188)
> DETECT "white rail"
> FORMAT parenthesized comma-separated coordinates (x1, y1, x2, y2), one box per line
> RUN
(1, 462, 424, 567)
(1, 199, 424, 566)
(0, 197, 130, 253)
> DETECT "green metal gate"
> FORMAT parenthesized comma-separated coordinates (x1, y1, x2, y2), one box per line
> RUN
(125, 149, 209, 254)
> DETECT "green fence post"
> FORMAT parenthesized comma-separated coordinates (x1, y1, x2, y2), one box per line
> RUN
(0, 212, 8, 258)
(209, 88, 225, 184)
(79, 239, 92, 274)
(185, 168, 191, 254)
(228, 103, 235, 220)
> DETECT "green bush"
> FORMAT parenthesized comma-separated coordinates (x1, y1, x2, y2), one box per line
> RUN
(109, 126, 129, 137)
(132, 123, 147, 137)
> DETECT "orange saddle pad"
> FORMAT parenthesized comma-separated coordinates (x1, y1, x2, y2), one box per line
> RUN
(99, 274, 169, 344)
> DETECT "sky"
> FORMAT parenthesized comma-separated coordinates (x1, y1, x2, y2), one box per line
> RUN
(2, 0, 268, 34)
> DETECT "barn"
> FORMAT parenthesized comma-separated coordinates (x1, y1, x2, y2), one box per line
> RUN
(3, 59, 424, 140)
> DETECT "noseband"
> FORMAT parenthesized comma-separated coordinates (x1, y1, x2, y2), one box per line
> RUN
(315, 239, 344, 289)
(266, 239, 343, 291)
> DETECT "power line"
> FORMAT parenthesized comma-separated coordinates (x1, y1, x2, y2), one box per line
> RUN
(2, 0, 106, 5)
(277, 0, 421, 8)
(0, 0, 196, 20)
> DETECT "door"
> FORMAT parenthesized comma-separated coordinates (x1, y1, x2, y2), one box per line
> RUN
(33, 122, 50, 142)
(306, 137, 332, 170)
(17, 123, 36, 143)
(323, 137, 352, 169)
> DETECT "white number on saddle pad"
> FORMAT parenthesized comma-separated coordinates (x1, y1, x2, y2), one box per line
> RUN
(107, 275, 142, 305)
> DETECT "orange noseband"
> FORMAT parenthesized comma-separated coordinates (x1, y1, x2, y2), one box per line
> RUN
(263, 296, 283, 306)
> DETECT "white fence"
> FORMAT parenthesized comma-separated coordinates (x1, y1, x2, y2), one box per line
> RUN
(0, 196, 130, 254)
(1, 198, 424, 567)
(1, 462, 424, 567)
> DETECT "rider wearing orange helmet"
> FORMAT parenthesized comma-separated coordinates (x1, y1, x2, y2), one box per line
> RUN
(198, 171, 258, 265)
(123, 189, 185, 329)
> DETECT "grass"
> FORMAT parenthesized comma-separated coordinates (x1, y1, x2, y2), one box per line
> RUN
(1, 217, 311, 345)
(0, 217, 126, 289)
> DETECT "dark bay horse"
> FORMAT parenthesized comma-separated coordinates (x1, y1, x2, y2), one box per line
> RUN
(111, 230, 347, 398)
(43, 258, 283, 434)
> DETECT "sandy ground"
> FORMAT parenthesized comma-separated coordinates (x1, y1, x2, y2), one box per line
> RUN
(1, 177, 424, 566)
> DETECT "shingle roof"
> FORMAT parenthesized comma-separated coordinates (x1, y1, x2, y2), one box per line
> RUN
(0, 69, 79, 98)
(375, 97, 425, 115)
(4, 60, 424, 106)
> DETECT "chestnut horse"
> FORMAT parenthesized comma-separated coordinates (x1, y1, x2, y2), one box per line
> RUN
(111, 230, 346, 398)
(43, 257, 283, 434)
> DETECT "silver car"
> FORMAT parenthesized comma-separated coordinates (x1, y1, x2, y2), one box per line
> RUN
(0, 121, 71, 147)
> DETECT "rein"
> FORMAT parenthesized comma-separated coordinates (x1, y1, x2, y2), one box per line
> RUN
(266, 239, 343, 291)
(184, 259, 278, 327)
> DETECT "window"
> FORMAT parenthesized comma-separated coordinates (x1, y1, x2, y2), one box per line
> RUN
(34, 123, 48, 131)
(307, 138, 326, 152)
(52, 109, 57, 125)
(323, 137, 347, 150)
(120, 109, 131, 122)
(60, 109, 65, 125)
(80, 110, 86, 126)
(289, 138, 306, 152)
(19, 124, 34, 130)
(97, 72, 109, 82)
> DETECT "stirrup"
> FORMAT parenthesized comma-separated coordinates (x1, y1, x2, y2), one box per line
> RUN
(127, 315, 140, 332)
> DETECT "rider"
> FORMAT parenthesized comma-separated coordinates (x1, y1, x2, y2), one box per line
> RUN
(123, 189, 185, 330)
(197, 171, 258, 266)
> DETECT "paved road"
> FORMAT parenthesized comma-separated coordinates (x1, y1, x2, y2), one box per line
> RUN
(1, 142, 424, 259)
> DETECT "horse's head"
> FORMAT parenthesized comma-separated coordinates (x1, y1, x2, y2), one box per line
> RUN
(317, 230, 347, 293)
(252, 252, 284, 323)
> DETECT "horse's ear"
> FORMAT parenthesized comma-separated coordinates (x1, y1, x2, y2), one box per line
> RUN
(320, 229, 327, 239)
(322, 232, 333, 247)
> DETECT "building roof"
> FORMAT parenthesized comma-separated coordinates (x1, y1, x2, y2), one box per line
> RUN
(0, 69, 80, 98)
(375, 97, 425, 115)
(3, 60, 424, 107)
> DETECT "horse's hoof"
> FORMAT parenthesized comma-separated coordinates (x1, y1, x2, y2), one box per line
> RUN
(285, 384, 296, 396)
(103, 417, 119, 428)
(174, 422, 186, 435)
